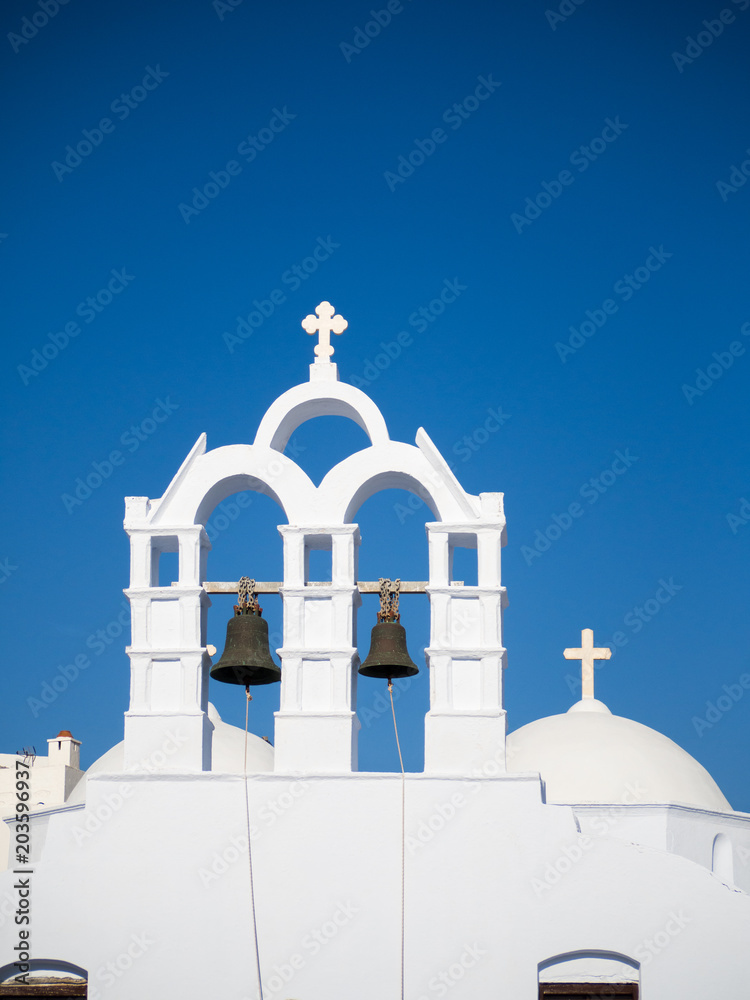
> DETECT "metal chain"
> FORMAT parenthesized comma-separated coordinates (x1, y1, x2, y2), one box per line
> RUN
(236, 576, 258, 615)
(377, 578, 401, 622)
(378, 577, 389, 617)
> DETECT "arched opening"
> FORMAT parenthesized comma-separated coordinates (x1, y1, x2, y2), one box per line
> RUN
(280, 414, 372, 486)
(538, 951, 639, 998)
(0, 960, 87, 995)
(448, 533, 479, 587)
(202, 488, 285, 745)
(354, 487, 432, 773)
(712, 832, 734, 885)
(252, 383, 389, 453)
(155, 537, 179, 587)
(194, 471, 286, 529)
(343, 469, 441, 525)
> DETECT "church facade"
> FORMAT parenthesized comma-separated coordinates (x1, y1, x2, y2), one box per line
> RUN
(2, 303, 749, 998)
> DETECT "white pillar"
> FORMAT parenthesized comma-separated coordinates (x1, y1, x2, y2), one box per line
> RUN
(274, 525, 361, 773)
(123, 515, 213, 772)
(424, 494, 507, 774)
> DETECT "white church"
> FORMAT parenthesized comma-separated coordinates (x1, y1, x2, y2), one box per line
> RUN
(2, 302, 749, 998)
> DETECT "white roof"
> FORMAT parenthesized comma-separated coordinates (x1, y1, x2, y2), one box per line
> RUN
(506, 698, 732, 813)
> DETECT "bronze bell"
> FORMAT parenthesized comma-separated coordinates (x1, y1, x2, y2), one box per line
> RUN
(210, 579, 280, 686)
(359, 577, 419, 680)
(359, 620, 419, 680)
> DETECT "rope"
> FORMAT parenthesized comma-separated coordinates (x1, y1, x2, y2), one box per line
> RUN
(388, 679, 406, 1000)
(243, 685, 264, 1000)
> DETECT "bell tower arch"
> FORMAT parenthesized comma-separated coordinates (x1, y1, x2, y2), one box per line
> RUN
(121, 304, 507, 775)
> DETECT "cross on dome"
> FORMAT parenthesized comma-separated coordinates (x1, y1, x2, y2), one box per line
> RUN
(302, 301, 348, 362)
(564, 628, 611, 700)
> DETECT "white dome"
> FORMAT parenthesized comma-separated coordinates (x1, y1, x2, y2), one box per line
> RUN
(506, 699, 732, 813)
(66, 704, 273, 805)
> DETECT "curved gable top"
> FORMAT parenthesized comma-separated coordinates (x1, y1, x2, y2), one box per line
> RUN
(151, 443, 317, 525)
(254, 379, 390, 452)
(142, 377, 483, 528)
(321, 438, 479, 523)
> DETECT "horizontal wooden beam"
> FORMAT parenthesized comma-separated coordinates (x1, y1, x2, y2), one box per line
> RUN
(188, 581, 434, 595)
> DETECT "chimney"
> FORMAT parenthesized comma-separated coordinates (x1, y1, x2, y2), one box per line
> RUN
(47, 730, 81, 769)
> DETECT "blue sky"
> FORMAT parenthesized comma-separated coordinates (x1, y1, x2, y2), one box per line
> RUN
(2, 0, 750, 809)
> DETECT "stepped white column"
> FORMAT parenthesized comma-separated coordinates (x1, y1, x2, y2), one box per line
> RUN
(424, 493, 507, 775)
(273, 525, 361, 773)
(123, 500, 212, 771)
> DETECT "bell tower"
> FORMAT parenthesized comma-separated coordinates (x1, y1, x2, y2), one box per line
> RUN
(121, 302, 507, 775)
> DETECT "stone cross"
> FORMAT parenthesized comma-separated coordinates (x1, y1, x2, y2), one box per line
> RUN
(564, 628, 611, 700)
(301, 301, 348, 362)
